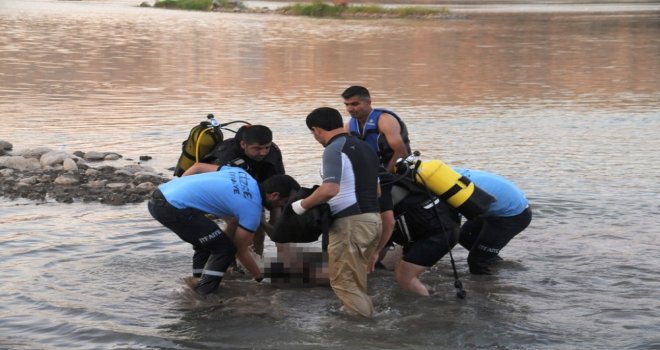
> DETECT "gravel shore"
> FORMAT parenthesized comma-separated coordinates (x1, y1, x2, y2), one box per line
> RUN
(0, 140, 170, 205)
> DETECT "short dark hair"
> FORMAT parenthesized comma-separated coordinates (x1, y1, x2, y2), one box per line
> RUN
(261, 174, 300, 197)
(306, 107, 344, 131)
(341, 86, 371, 100)
(238, 125, 272, 145)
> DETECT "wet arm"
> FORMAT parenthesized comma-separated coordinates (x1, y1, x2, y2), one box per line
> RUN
(233, 227, 262, 279)
(299, 182, 339, 209)
(182, 162, 220, 176)
(379, 114, 409, 172)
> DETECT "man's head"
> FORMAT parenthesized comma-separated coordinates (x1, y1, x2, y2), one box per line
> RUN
(260, 174, 300, 210)
(341, 86, 372, 121)
(306, 107, 344, 146)
(238, 125, 273, 162)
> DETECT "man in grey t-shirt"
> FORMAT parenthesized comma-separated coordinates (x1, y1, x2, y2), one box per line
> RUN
(290, 107, 382, 318)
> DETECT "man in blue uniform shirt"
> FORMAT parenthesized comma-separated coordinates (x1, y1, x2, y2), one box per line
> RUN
(454, 168, 532, 275)
(148, 166, 300, 295)
(185, 124, 286, 256)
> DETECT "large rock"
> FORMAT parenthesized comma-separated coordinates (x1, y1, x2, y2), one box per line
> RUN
(104, 152, 122, 160)
(41, 151, 73, 168)
(17, 147, 54, 159)
(0, 156, 41, 171)
(83, 151, 107, 161)
(54, 173, 80, 186)
(63, 158, 78, 172)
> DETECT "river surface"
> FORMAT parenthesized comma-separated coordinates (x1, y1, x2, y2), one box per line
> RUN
(1, 0, 659, 349)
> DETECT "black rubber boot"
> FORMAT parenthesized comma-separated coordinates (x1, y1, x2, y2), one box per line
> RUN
(194, 249, 234, 295)
(195, 274, 223, 295)
(484, 254, 503, 264)
(467, 248, 495, 275)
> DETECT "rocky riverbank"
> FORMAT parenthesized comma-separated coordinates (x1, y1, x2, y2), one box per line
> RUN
(0, 140, 170, 205)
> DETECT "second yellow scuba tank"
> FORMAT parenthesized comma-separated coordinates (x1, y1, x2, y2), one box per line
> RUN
(395, 152, 495, 219)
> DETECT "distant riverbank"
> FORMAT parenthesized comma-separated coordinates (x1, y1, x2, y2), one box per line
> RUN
(143, 0, 660, 17)
(146, 0, 458, 18)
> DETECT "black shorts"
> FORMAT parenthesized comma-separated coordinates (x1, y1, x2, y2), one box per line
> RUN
(402, 227, 459, 267)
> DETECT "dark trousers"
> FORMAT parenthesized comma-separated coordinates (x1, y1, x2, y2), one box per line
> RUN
(459, 207, 532, 274)
(148, 190, 237, 294)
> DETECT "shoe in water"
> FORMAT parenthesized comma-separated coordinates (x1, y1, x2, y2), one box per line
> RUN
(468, 261, 492, 275)
(485, 254, 503, 264)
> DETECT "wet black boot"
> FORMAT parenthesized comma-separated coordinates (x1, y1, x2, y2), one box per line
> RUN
(484, 254, 503, 264)
(195, 274, 223, 295)
(467, 248, 495, 275)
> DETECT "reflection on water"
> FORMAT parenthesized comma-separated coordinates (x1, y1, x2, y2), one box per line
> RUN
(1, 0, 659, 349)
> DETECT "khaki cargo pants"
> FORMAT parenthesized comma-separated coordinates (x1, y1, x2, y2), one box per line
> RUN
(328, 212, 382, 318)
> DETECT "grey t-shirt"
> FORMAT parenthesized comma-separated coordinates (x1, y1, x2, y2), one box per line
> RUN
(321, 134, 380, 218)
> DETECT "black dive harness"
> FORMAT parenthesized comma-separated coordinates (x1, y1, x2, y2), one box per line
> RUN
(388, 152, 467, 300)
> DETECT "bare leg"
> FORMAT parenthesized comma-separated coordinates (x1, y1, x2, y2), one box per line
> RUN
(395, 260, 430, 296)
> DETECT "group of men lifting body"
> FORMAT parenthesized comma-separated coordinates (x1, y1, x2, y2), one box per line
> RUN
(148, 86, 532, 317)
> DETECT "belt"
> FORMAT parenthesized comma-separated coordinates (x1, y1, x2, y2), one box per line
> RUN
(150, 189, 169, 207)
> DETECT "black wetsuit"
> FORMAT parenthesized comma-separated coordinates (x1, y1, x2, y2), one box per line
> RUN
(201, 137, 285, 182)
(391, 182, 461, 267)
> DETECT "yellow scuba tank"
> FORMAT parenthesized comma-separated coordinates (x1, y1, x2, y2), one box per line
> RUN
(173, 114, 224, 177)
(396, 153, 495, 219)
(415, 159, 474, 207)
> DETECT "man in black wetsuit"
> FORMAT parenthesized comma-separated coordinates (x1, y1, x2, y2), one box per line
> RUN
(388, 180, 461, 296)
(195, 124, 285, 183)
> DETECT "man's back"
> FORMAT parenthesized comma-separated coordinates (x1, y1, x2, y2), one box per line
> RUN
(454, 167, 528, 217)
(159, 167, 262, 231)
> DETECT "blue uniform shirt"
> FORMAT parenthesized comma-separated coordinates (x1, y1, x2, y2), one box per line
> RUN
(159, 167, 262, 232)
(454, 168, 529, 217)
